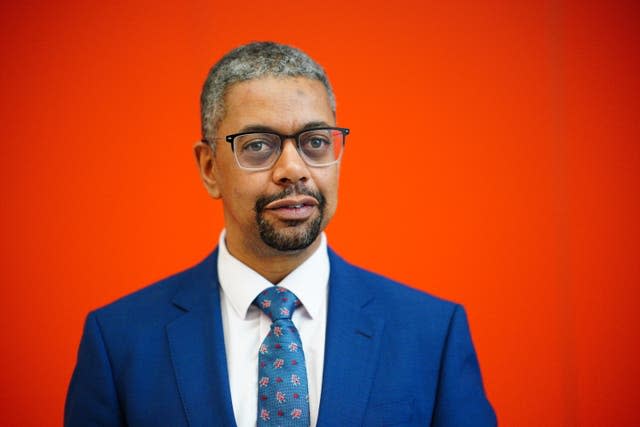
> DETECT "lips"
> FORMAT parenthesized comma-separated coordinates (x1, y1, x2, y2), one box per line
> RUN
(263, 196, 319, 221)
(264, 196, 319, 210)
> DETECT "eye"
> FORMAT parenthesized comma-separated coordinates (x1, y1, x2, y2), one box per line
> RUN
(238, 135, 277, 153)
(244, 140, 269, 152)
(307, 136, 328, 149)
(301, 132, 331, 151)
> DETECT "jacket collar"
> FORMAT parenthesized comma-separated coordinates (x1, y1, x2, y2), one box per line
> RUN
(317, 249, 384, 426)
(167, 250, 238, 427)
(166, 247, 383, 427)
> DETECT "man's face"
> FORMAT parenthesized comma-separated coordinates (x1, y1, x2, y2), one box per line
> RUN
(199, 76, 340, 260)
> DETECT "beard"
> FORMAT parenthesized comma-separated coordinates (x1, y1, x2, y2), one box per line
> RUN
(254, 185, 326, 252)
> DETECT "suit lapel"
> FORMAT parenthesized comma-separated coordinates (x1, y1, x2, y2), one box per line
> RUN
(164, 248, 383, 426)
(166, 250, 237, 427)
(317, 250, 385, 426)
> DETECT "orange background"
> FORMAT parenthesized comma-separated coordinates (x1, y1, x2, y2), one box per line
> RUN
(1, 1, 638, 425)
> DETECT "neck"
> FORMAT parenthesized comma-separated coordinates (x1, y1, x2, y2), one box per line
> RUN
(225, 234, 322, 284)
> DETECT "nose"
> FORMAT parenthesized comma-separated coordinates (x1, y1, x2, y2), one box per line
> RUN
(271, 139, 309, 185)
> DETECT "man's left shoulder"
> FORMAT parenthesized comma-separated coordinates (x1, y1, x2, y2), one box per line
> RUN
(328, 248, 459, 320)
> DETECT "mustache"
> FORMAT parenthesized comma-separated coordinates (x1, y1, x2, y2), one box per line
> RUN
(255, 184, 326, 214)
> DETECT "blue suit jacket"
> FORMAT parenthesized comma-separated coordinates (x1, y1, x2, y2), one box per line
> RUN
(65, 248, 496, 426)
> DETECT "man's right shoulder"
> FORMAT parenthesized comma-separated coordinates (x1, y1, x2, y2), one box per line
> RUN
(90, 249, 219, 324)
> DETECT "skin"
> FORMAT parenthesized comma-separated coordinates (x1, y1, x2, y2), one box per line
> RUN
(194, 76, 340, 283)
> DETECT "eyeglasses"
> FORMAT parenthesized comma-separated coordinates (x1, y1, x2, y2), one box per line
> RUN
(205, 127, 349, 171)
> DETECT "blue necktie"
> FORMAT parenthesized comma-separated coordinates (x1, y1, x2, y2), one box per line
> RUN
(254, 286, 310, 426)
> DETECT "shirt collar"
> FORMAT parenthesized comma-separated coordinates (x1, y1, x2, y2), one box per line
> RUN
(217, 230, 329, 320)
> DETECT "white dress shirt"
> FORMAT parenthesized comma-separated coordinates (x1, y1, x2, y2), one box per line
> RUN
(217, 230, 329, 427)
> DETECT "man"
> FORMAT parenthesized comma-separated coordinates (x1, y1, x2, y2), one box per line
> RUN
(65, 42, 496, 426)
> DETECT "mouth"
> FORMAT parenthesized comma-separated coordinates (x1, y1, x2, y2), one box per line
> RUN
(264, 196, 319, 210)
(263, 196, 319, 221)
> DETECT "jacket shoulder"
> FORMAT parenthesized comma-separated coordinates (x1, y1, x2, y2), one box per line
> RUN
(328, 248, 459, 320)
(91, 250, 217, 325)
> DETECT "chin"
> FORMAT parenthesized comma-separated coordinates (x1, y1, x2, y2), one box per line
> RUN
(259, 217, 323, 252)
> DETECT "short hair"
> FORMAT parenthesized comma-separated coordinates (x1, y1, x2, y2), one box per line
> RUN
(200, 41, 336, 143)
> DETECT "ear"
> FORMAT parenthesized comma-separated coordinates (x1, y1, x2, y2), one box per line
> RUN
(194, 141, 222, 199)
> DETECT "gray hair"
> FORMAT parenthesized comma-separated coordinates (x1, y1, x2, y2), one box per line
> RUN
(200, 41, 336, 143)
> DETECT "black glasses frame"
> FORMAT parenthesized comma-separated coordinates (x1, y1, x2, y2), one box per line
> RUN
(223, 127, 350, 152)
(202, 127, 350, 170)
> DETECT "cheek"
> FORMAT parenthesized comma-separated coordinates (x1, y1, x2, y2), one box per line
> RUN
(226, 175, 267, 212)
(317, 170, 340, 208)
(230, 185, 255, 211)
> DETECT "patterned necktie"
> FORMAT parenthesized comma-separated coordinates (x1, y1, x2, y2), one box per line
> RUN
(254, 286, 311, 427)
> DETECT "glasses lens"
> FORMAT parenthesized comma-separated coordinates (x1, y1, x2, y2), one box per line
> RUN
(234, 133, 281, 169)
(299, 129, 344, 165)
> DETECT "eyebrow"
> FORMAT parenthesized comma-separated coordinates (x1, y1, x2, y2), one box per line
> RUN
(237, 121, 333, 134)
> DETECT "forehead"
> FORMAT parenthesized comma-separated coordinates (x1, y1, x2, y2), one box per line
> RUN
(220, 76, 335, 133)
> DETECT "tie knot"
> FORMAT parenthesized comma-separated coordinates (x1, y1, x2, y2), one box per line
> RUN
(254, 286, 300, 321)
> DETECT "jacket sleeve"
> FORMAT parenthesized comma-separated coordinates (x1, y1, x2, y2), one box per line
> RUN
(431, 305, 497, 427)
(65, 312, 125, 427)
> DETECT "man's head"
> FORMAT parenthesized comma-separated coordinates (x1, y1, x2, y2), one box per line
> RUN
(195, 42, 345, 268)
(200, 42, 336, 144)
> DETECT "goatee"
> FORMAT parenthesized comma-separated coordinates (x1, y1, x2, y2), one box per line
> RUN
(254, 185, 326, 251)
